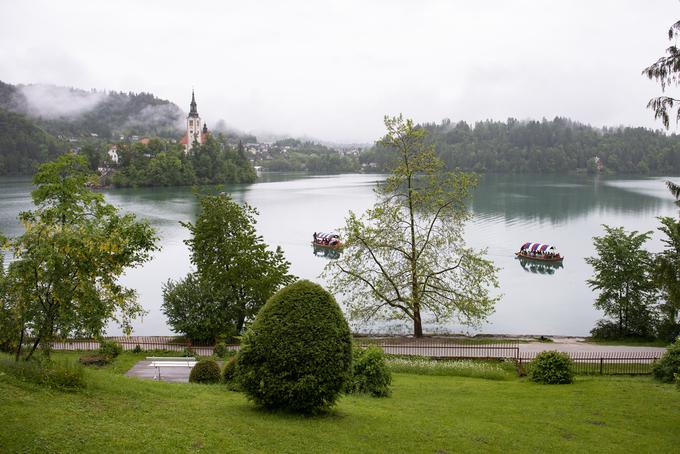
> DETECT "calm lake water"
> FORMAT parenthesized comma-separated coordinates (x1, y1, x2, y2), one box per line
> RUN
(1, 173, 678, 336)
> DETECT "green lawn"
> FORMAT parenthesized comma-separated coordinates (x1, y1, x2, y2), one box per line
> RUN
(0, 353, 679, 453)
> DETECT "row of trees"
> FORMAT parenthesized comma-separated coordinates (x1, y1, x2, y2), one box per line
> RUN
(361, 117, 680, 175)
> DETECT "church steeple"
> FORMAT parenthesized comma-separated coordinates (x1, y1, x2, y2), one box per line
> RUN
(189, 90, 199, 117)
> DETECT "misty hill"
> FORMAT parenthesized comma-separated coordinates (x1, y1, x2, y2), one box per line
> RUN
(362, 117, 680, 175)
(0, 80, 183, 139)
(0, 108, 66, 175)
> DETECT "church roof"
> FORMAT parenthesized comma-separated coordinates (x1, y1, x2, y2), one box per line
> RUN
(188, 90, 199, 118)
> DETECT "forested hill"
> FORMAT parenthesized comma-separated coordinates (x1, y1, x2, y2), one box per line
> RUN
(0, 80, 183, 139)
(362, 117, 680, 174)
(0, 108, 66, 175)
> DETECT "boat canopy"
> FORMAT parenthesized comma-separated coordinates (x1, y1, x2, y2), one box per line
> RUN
(316, 232, 340, 239)
(520, 242, 557, 252)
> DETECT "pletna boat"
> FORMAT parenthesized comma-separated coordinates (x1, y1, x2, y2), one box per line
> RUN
(312, 232, 344, 250)
(515, 242, 564, 262)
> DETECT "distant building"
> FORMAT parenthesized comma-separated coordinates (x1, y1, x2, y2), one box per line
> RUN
(107, 145, 119, 164)
(179, 90, 209, 154)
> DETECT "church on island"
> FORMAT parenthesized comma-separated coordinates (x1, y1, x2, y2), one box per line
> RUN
(179, 90, 209, 154)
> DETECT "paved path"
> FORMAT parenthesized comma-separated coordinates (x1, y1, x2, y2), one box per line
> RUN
(517, 338, 667, 355)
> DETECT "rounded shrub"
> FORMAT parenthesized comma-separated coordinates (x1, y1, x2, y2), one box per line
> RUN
(348, 346, 392, 397)
(98, 340, 123, 359)
(222, 355, 238, 382)
(528, 350, 574, 384)
(652, 338, 680, 383)
(236, 280, 353, 413)
(189, 359, 221, 384)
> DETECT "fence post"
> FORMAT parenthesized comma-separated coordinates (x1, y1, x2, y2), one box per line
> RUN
(599, 357, 603, 375)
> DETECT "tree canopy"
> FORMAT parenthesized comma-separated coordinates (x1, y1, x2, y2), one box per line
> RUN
(585, 226, 658, 339)
(1, 153, 158, 359)
(325, 115, 499, 337)
(162, 193, 294, 341)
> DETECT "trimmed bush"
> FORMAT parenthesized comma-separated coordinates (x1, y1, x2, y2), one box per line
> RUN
(528, 351, 574, 384)
(237, 280, 352, 414)
(222, 356, 238, 382)
(652, 338, 680, 383)
(79, 354, 110, 366)
(189, 359, 221, 384)
(347, 346, 391, 397)
(98, 340, 123, 359)
(0, 358, 86, 391)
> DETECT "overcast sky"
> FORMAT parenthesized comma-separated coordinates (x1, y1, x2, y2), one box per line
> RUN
(0, 1, 677, 142)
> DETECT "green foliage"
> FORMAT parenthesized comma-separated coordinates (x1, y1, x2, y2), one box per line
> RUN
(326, 115, 499, 337)
(222, 355, 238, 382)
(0, 108, 66, 175)
(643, 20, 680, 128)
(188, 359, 221, 384)
(347, 346, 391, 397)
(386, 356, 516, 380)
(259, 140, 360, 173)
(655, 216, 680, 341)
(586, 225, 658, 339)
(361, 117, 680, 175)
(132, 344, 142, 354)
(528, 351, 575, 384)
(98, 340, 123, 359)
(79, 355, 110, 366)
(652, 338, 680, 383)
(237, 280, 353, 413)
(213, 342, 234, 359)
(162, 274, 229, 342)
(0, 358, 85, 390)
(163, 193, 294, 340)
(2, 154, 158, 359)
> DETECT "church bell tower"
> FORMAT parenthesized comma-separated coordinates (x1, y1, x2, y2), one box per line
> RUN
(185, 90, 202, 153)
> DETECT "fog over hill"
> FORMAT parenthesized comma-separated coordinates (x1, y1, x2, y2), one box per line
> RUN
(0, 80, 184, 138)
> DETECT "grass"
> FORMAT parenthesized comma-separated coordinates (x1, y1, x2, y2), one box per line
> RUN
(386, 356, 517, 380)
(0, 352, 679, 453)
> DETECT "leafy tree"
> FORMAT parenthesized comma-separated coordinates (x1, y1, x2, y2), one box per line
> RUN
(162, 273, 229, 342)
(668, 180, 680, 211)
(585, 226, 658, 339)
(2, 153, 157, 359)
(655, 216, 680, 340)
(163, 193, 294, 341)
(325, 115, 499, 337)
(643, 19, 680, 128)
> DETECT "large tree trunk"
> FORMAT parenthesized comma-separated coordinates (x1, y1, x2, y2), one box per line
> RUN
(413, 309, 423, 338)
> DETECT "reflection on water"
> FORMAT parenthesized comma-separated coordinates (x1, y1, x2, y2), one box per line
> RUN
(516, 257, 564, 275)
(312, 244, 342, 260)
(0, 172, 678, 336)
(472, 174, 671, 225)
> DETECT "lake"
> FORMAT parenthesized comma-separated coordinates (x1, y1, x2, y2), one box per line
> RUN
(1, 173, 677, 336)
